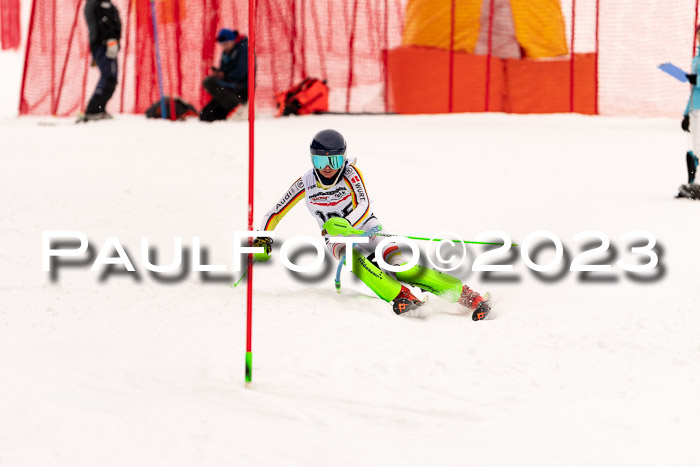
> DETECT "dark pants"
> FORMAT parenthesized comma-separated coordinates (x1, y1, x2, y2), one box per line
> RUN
(200, 76, 247, 121)
(86, 45, 118, 115)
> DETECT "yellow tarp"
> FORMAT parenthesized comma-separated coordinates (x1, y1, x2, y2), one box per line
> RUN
(510, 0, 568, 57)
(403, 0, 481, 53)
(402, 0, 568, 58)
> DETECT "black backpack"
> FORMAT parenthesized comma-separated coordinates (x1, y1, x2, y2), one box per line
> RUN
(145, 97, 198, 120)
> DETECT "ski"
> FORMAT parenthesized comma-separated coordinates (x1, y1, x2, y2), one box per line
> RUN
(392, 297, 425, 315)
(75, 112, 114, 124)
(37, 119, 77, 127)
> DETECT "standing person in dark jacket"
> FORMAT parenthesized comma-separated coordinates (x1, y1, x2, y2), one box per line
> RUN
(200, 28, 249, 122)
(80, 0, 121, 121)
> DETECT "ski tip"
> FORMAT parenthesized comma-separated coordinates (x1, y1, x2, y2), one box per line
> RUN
(472, 292, 492, 321)
(392, 298, 413, 315)
(392, 297, 425, 315)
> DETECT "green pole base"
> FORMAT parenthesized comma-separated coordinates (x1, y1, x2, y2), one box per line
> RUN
(245, 351, 252, 383)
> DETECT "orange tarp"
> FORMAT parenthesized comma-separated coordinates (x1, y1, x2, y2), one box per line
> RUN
(506, 54, 596, 114)
(136, 0, 187, 24)
(387, 46, 596, 114)
(386, 46, 504, 113)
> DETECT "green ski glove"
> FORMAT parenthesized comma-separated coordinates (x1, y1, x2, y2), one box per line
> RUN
(322, 217, 365, 236)
(252, 237, 273, 262)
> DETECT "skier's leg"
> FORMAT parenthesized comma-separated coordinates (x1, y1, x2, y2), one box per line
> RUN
(359, 228, 490, 319)
(335, 218, 489, 317)
(686, 150, 698, 184)
(86, 46, 118, 115)
(326, 228, 409, 305)
(203, 76, 243, 113)
(679, 111, 700, 198)
(689, 111, 700, 184)
(379, 249, 490, 319)
(349, 249, 402, 302)
(199, 100, 229, 122)
(395, 264, 462, 301)
(356, 224, 463, 302)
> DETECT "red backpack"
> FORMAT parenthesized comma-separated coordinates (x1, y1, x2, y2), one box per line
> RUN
(275, 78, 329, 117)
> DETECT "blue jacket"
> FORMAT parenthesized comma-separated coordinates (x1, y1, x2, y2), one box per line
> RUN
(684, 50, 700, 115)
(218, 37, 248, 89)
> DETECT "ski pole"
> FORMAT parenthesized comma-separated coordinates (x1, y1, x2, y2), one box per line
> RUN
(149, 0, 167, 119)
(374, 233, 518, 247)
(334, 225, 382, 293)
(231, 259, 257, 288)
(335, 254, 344, 293)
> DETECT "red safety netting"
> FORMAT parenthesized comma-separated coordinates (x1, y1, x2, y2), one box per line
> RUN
(1, 0, 21, 50)
(596, 0, 699, 116)
(17, 0, 700, 117)
(20, 0, 407, 117)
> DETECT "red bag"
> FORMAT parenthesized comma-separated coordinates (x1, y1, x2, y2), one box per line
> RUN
(275, 78, 329, 117)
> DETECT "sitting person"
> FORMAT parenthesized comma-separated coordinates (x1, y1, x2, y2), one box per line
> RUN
(200, 28, 249, 122)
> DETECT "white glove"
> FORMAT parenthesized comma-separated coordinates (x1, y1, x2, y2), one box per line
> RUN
(105, 38, 119, 59)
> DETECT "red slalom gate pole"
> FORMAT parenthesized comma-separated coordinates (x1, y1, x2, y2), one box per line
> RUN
(448, 0, 455, 113)
(569, 0, 576, 113)
(19, 0, 37, 114)
(53, 0, 83, 116)
(485, 0, 495, 111)
(245, 0, 256, 385)
(695, 0, 699, 57)
(594, 0, 599, 115)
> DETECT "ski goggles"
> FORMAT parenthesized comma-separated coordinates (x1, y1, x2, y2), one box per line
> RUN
(311, 154, 345, 170)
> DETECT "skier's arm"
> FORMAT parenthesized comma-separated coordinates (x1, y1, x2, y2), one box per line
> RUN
(84, 0, 99, 50)
(114, 5, 122, 41)
(343, 166, 372, 228)
(259, 178, 305, 232)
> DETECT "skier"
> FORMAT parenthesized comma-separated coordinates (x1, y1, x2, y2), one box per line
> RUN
(80, 0, 121, 122)
(252, 129, 491, 320)
(678, 25, 700, 199)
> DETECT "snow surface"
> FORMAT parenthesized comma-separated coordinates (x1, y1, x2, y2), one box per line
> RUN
(2, 26, 700, 467)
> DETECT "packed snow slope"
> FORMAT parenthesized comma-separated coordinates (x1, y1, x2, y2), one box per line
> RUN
(1, 110, 700, 467)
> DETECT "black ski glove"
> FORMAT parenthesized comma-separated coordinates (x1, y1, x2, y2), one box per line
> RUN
(687, 73, 698, 85)
(252, 237, 273, 262)
(682, 114, 690, 132)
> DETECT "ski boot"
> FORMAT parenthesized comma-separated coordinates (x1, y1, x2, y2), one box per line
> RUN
(458, 285, 491, 321)
(392, 285, 423, 315)
(677, 152, 700, 198)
